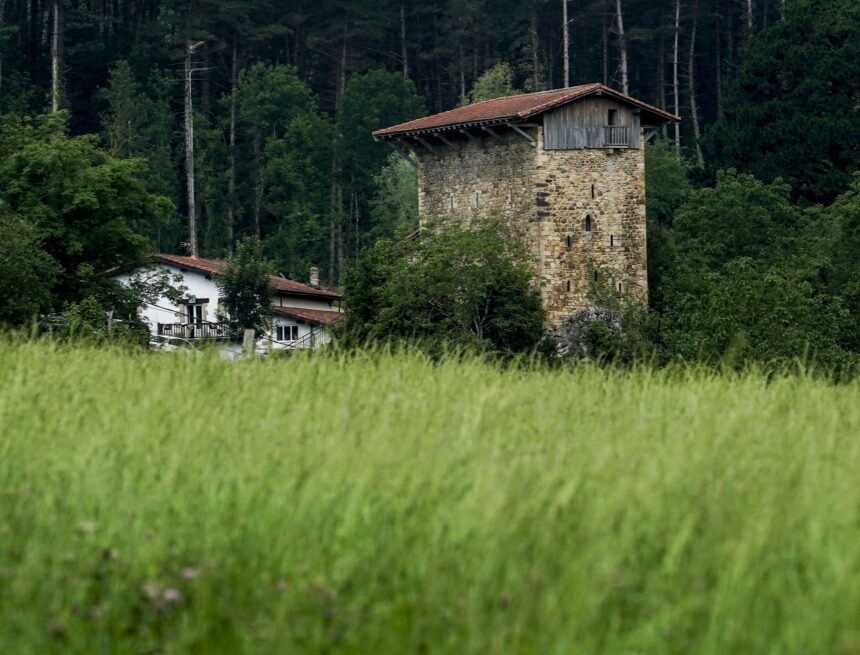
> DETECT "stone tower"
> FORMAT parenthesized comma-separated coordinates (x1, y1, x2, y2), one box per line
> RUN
(373, 83, 679, 330)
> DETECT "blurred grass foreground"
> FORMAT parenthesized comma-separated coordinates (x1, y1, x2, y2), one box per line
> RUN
(1, 341, 860, 654)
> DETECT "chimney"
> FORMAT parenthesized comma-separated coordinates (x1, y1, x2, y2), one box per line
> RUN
(309, 266, 320, 288)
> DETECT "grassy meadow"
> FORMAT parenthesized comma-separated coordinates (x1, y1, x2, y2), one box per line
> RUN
(1, 341, 860, 654)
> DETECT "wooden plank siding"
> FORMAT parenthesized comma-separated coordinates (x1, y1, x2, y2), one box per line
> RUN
(544, 97, 641, 150)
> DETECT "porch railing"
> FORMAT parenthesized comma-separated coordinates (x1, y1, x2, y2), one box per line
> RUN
(157, 322, 234, 340)
(604, 125, 630, 147)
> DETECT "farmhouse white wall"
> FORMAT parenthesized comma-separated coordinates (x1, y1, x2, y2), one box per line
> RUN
(115, 264, 222, 329)
(114, 262, 330, 351)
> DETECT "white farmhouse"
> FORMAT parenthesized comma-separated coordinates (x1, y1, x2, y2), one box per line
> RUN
(113, 253, 342, 352)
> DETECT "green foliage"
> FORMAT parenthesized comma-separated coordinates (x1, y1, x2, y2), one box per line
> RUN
(2, 343, 860, 652)
(52, 296, 149, 346)
(263, 110, 333, 278)
(704, 0, 860, 202)
(0, 112, 172, 310)
(216, 236, 274, 333)
(234, 64, 333, 278)
(337, 70, 424, 245)
(368, 152, 419, 240)
(660, 259, 852, 369)
(341, 216, 544, 354)
(644, 138, 692, 226)
(0, 212, 59, 325)
(460, 62, 520, 106)
(670, 170, 800, 269)
(826, 175, 860, 352)
(100, 62, 181, 249)
(656, 170, 855, 371)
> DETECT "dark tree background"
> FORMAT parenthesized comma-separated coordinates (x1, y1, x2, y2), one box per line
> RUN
(5, 0, 856, 281)
(1, 0, 858, 367)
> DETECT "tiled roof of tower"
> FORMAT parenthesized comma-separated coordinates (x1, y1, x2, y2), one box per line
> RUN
(152, 253, 342, 300)
(373, 83, 679, 138)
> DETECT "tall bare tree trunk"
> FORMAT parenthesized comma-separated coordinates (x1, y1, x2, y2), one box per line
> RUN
(184, 41, 201, 257)
(336, 186, 344, 282)
(562, 0, 570, 87)
(51, 0, 59, 112)
(531, 6, 540, 90)
(658, 30, 666, 135)
(253, 137, 264, 242)
(459, 40, 465, 99)
(715, 0, 724, 120)
(615, 0, 628, 94)
(688, 5, 704, 166)
(0, 0, 6, 97)
(746, 0, 753, 33)
(337, 13, 348, 104)
(226, 37, 238, 257)
(400, 1, 408, 79)
(602, 3, 609, 85)
(672, 0, 681, 159)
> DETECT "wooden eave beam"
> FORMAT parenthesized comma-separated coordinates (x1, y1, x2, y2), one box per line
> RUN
(386, 140, 417, 169)
(416, 136, 438, 154)
(460, 128, 478, 142)
(506, 123, 535, 145)
(482, 125, 505, 144)
(436, 133, 457, 148)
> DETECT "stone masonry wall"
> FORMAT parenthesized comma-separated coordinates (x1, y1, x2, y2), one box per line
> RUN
(416, 124, 646, 331)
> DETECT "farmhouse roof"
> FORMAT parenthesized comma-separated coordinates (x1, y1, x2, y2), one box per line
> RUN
(152, 253, 342, 301)
(271, 306, 344, 326)
(373, 83, 679, 139)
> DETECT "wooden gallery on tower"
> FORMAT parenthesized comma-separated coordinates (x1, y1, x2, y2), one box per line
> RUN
(373, 83, 680, 330)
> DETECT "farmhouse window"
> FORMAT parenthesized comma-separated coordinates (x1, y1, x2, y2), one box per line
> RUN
(566, 234, 573, 249)
(277, 325, 299, 341)
(585, 214, 593, 232)
(607, 108, 618, 126)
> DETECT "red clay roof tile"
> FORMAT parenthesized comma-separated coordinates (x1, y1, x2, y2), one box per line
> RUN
(271, 306, 344, 326)
(152, 253, 342, 300)
(373, 83, 679, 138)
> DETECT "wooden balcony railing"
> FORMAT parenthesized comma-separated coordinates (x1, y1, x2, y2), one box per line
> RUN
(604, 125, 630, 147)
(157, 322, 234, 340)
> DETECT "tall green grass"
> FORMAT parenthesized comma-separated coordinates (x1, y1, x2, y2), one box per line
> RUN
(1, 341, 859, 654)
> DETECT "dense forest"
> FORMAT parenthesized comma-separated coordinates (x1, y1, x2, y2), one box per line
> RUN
(0, 0, 858, 367)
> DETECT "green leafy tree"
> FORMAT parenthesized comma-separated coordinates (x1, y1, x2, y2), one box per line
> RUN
(216, 237, 275, 334)
(645, 138, 692, 226)
(100, 62, 181, 249)
(53, 295, 150, 346)
(670, 170, 801, 270)
(341, 216, 544, 354)
(703, 0, 860, 202)
(263, 110, 333, 279)
(336, 70, 424, 249)
(657, 170, 854, 369)
(659, 259, 851, 369)
(0, 113, 172, 309)
(235, 63, 331, 273)
(0, 212, 60, 325)
(368, 152, 419, 240)
(826, 176, 860, 352)
(644, 138, 693, 311)
(460, 62, 520, 106)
